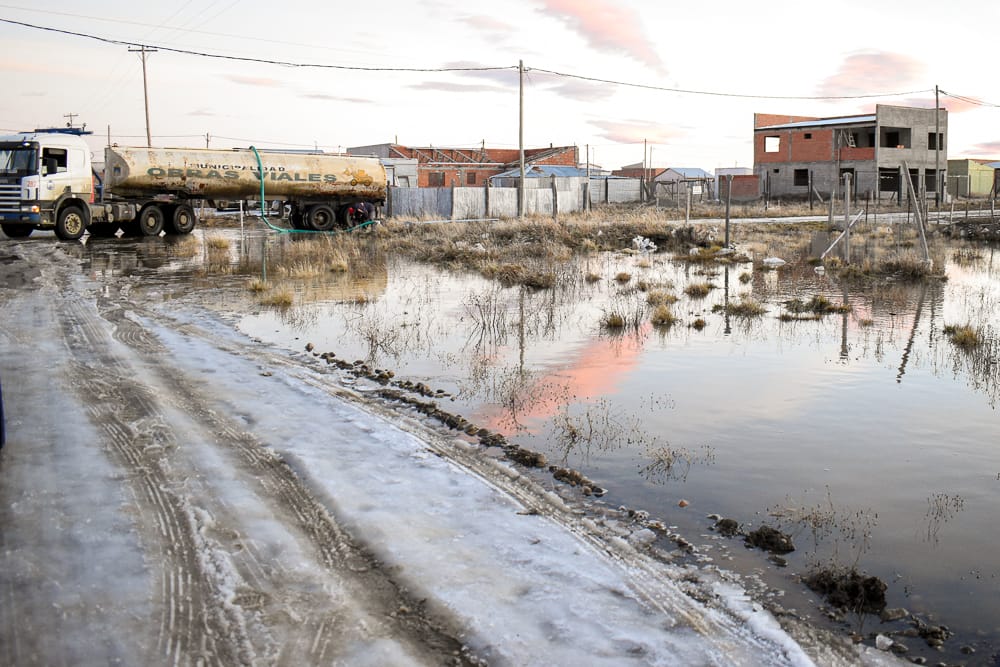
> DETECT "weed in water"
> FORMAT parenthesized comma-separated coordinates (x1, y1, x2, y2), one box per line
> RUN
(615, 272, 632, 283)
(259, 288, 293, 307)
(785, 295, 851, 315)
(691, 318, 706, 330)
(684, 282, 713, 298)
(602, 312, 626, 329)
(647, 290, 679, 306)
(650, 305, 678, 327)
(714, 296, 767, 317)
(585, 272, 601, 283)
(247, 278, 270, 293)
(205, 235, 231, 250)
(943, 324, 980, 349)
(739, 271, 752, 284)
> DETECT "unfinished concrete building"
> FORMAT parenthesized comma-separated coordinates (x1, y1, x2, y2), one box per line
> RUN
(753, 105, 947, 203)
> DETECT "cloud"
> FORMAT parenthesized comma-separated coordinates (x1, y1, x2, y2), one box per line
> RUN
(187, 108, 215, 117)
(301, 93, 374, 104)
(409, 81, 510, 94)
(538, 0, 666, 74)
(962, 141, 1000, 157)
(459, 15, 516, 35)
(589, 119, 683, 144)
(224, 74, 285, 88)
(818, 51, 925, 97)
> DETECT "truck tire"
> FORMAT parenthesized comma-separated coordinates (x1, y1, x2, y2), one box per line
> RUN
(55, 205, 87, 241)
(87, 222, 119, 238)
(1, 223, 33, 238)
(137, 205, 165, 236)
(169, 204, 197, 235)
(306, 204, 336, 232)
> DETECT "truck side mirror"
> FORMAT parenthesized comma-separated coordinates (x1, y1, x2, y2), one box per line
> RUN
(43, 157, 58, 176)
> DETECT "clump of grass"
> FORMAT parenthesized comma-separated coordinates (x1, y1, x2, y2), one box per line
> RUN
(585, 272, 601, 283)
(205, 235, 231, 250)
(678, 244, 723, 262)
(647, 290, 679, 306)
(713, 296, 767, 317)
(259, 289, 293, 307)
(684, 282, 713, 298)
(650, 305, 677, 327)
(739, 272, 752, 284)
(247, 278, 270, 292)
(636, 259, 652, 269)
(780, 312, 821, 322)
(602, 312, 626, 328)
(329, 258, 349, 273)
(480, 262, 555, 289)
(615, 272, 632, 283)
(691, 318, 707, 330)
(167, 235, 199, 258)
(943, 324, 981, 349)
(952, 248, 983, 266)
(785, 295, 851, 315)
(858, 317, 874, 327)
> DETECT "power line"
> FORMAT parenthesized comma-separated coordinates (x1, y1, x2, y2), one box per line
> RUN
(939, 90, 1000, 108)
(0, 18, 516, 73)
(527, 66, 933, 101)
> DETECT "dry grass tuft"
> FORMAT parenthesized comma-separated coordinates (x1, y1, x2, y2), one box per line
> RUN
(259, 288, 293, 307)
(646, 290, 679, 306)
(650, 305, 678, 327)
(684, 282, 714, 298)
(714, 297, 767, 317)
(943, 324, 981, 349)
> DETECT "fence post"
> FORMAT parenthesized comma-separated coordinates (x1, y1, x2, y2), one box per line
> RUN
(551, 175, 558, 220)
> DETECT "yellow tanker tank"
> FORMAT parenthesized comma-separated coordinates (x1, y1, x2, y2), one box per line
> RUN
(103, 146, 387, 202)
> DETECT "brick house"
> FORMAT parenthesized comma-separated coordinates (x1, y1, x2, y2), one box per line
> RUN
(753, 104, 947, 202)
(347, 143, 578, 188)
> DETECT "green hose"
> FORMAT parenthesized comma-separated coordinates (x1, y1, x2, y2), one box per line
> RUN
(248, 145, 377, 235)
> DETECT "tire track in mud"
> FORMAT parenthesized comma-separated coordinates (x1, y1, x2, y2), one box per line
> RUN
(55, 294, 245, 667)
(85, 289, 478, 666)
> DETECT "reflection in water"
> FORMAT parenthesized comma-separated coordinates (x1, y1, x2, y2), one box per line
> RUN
(130, 226, 1000, 659)
(923, 493, 965, 546)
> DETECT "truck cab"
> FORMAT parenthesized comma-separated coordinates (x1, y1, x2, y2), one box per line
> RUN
(0, 131, 94, 240)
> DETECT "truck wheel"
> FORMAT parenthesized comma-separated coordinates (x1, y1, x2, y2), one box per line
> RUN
(87, 222, 119, 238)
(1, 223, 33, 238)
(169, 204, 197, 234)
(138, 205, 165, 236)
(55, 206, 87, 241)
(306, 204, 336, 232)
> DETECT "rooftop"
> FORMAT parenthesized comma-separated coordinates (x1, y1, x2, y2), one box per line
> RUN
(755, 114, 877, 131)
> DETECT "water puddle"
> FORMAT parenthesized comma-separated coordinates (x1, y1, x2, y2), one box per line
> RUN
(76, 223, 1000, 662)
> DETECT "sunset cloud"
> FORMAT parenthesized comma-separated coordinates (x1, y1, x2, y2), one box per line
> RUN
(817, 51, 925, 97)
(589, 119, 682, 144)
(225, 74, 285, 88)
(301, 93, 374, 104)
(538, 0, 666, 75)
(409, 81, 510, 94)
(961, 141, 1000, 158)
(459, 15, 516, 35)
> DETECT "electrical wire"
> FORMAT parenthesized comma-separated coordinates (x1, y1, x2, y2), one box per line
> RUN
(0, 18, 516, 73)
(939, 90, 1000, 108)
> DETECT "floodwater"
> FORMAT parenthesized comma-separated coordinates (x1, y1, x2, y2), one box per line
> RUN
(76, 224, 999, 663)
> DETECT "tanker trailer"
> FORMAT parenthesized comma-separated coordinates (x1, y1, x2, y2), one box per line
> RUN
(102, 146, 387, 235)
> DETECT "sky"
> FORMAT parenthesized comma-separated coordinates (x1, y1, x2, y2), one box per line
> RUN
(2, 0, 1000, 173)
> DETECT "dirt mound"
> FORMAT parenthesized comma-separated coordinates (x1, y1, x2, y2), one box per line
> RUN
(744, 525, 794, 554)
(804, 568, 887, 614)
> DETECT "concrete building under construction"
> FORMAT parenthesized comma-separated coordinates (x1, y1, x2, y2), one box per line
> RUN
(753, 104, 947, 203)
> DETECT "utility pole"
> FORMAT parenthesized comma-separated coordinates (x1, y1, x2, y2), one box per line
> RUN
(934, 84, 941, 207)
(205, 133, 210, 149)
(518, 59, 525, 219)
(129, 45, 157, 148)
(585, 143, 591, 212)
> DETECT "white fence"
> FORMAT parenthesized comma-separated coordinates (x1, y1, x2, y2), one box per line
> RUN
(386, 177, 642, 220)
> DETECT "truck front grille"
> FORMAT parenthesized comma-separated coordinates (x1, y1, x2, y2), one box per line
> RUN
(0, 184, 20, 213)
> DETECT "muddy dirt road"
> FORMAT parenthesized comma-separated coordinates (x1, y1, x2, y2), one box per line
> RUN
(0, 237, 897, 666)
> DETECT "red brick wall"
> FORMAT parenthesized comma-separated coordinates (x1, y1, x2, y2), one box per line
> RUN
(721, 174, 759, 200)
(754, 113, 818, 128)
(790, 129, 834, 162)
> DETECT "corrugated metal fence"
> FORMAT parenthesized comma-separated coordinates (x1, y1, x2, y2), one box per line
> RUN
(386, 177, 642, 220)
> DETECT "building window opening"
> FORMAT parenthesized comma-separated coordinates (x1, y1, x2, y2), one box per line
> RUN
(466, 171, 477, 185)
(794, 169, 809, 186)
(764, 136, 780, 153)
(803, 133, 812, 140)
(928, 133, 945, 150)
(880, 127, 911, 149)
(428, 172, 445, 187)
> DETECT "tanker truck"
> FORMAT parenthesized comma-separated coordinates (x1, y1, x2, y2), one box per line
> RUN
(0, 129, 387, 240)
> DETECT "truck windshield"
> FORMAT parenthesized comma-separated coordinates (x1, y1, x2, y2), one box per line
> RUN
(0, 145, 39, 177)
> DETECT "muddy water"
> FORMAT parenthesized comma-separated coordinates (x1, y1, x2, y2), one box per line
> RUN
(78, 228, 1000, 663)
